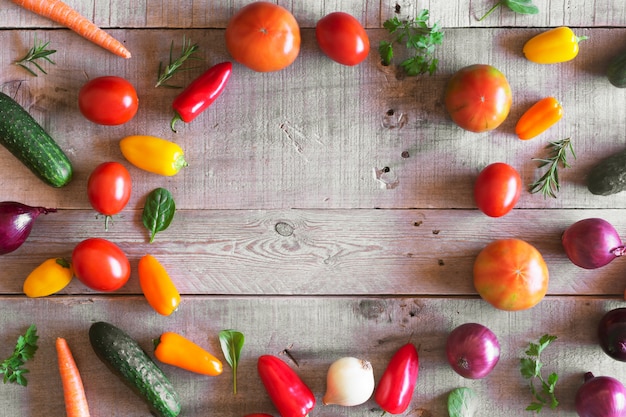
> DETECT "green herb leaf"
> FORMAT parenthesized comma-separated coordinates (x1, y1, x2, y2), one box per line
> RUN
(529, 138, 576, 199)
(156, 35, 202, 88)
(0, 324, 39, 386)
(142, 188, 176, 243)
(219, 329, 244, 395)
(14, 35, 56, 77)
(477, 0, 539, 21)
(447, 387, 478, 417)
(379, 9, 444, 76)
(520, 334, 559, 413)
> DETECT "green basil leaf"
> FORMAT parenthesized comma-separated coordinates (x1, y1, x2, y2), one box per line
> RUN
(447, 387, 478, 417)
(219, 329, 244, 394)
(504, 0, 539, 14)
(142, 187, 176, 243)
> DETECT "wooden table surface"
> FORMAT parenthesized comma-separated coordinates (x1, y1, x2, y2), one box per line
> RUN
(1, 1, 626, 416)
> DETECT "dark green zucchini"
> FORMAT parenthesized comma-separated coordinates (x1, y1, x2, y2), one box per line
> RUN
(607, 49, 626, 88)
(587, 148, 626, 196)
(89, 321, 181, 417)
(0, 91, 72, 187)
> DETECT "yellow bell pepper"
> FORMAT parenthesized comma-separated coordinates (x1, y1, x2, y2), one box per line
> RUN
(23, 258, 73, 298)
(523, 27, 588, 64)
(120, 135, 187, 176)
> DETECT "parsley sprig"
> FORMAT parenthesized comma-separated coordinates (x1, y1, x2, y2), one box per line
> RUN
(478, 0, 539, 21)
(155, 35, 202, 88)
(1, 324, 39, 387)
(14, 36, 56, 77)
(520, 334, 559, 413)
(379, 9, 444, 76)
(529, 138, 576, 199)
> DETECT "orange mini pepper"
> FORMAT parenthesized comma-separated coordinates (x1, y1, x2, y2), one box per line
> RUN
(523, 27, 588, 64)
(515, 97, 563, 140)
(154, 331, 223, 376)
(138, 254, 181, 316)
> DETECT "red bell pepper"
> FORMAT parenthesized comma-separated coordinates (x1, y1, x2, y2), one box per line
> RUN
(374, 343, 419, 414)
(257, 355, 315, 417)
(170, 61, 232, 132)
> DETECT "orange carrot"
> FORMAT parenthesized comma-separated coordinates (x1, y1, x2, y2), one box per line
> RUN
(56, 337, 91, 417)
(11, 0, 131, 58)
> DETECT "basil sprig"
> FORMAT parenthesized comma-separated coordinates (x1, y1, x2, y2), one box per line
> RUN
(478, 0, 539, 21)
(447, 387, 478, 417)
(142, 187, 176, 243)
(219, 329, 244, 394)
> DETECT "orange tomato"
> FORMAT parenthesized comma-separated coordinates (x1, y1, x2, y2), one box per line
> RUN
(473, 239, 549, 311)
(225, 2, 301, 72)
(445, 64, 512, 133)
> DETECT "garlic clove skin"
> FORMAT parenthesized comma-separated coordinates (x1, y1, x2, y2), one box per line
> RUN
(322, 356, 375, 407)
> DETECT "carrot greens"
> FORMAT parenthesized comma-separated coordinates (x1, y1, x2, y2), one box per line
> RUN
(1, 324, 39, 386)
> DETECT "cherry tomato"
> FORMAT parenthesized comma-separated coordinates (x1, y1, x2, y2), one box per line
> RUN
(87, 162, 132, 230)
(72, 238, 130, 291)
(474, 239, 549, 311)
(474, 162, 522, 217)
(78, 76, 138, 125)
(225, 2, 301, 72)
(315, 12, 370, 66)
(445, 64, 512, 133)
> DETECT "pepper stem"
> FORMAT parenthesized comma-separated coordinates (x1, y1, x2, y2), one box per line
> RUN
(477, 1, 503, 21)
(170, 113, 183, 133)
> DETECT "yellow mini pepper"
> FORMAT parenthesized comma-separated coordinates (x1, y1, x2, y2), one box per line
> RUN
(23, 258, 73, 297)
(138, 254, 181, 316)
(523, 27, 588, 64)
(120, 135, 187, 176)
(515, 97, 563, 140)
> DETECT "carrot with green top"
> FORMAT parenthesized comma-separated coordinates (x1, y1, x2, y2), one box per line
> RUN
(11, 0, 131, 58)
(56, 337, 91, 417)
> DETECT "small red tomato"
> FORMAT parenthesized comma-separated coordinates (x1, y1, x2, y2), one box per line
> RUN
(474, 162, 522, 217)
(315, 12, 370, 66)
(87, 162, 132, 230)
(72, 237, 130, 291)
(445, 64, 512, 133)
(78, 76, 139, 125)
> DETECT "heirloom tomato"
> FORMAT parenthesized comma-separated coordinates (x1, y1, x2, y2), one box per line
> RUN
(225, 2, 300, 72)
(78, 76, 138, 125)
(87, 162, 132, 230)
(474, 162, 522, 217)
(473, 239, 549, 311)
(72, 238, 130, 292)
(315, 12, 370, 66)
(445, 64, 512, 133)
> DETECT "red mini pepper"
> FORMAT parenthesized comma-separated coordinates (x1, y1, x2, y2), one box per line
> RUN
(257, 355, 315, 417)
(374, 343, 419, 414)
(170, 61, 232, 132)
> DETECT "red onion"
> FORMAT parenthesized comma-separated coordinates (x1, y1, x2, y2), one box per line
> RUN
(562, 218, 625, 269)
(0, 201, 56, 255)
(446, 323, 500, 379)
(575, 372, 626, 417)
(598, 308, 626, 362)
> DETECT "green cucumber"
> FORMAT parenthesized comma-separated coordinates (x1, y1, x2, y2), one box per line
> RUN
(587, 148, 626, 196)
(0, 91, 72, 187)
(607, 49, 626, 88)
(89, 321, 181, 417)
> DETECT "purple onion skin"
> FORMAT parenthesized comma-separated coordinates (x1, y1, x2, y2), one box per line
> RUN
(446, 323, 500, 379)
(0, 202, 56, 255)
(599, 308, 626, 362)
(562, 218, 625, 269)
(575, 372, 626, 417)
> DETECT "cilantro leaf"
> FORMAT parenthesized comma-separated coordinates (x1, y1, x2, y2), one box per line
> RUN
(520, 334, 559, 413)
(1, 324, 39, 387)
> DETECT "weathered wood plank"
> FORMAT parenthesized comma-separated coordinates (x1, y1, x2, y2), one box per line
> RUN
(0, 296, 622, 416)
(2, 208, 625, 297)
(1, 0, 625, 28)
(0, 28, 625, 211)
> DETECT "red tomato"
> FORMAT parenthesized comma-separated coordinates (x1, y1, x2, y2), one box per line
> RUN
(474, 162, 522, 217)
(72, 238, 130, 291)
(474, 239, 549, 311)
(78, 76, 138, 125)
(315, 12, 370, 66)
(225, 2, 301, 72)
(445, 64, 512, 133)
(87, 162, 132, 229)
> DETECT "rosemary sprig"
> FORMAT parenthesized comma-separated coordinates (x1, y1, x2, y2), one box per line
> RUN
(529, 138, 576, 199)
(155, 35, 202, 88)
(14, 36, 56, 76)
